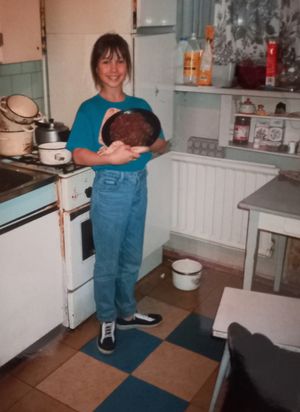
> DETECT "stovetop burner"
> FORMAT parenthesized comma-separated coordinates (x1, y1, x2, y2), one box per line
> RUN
(1, 152, 85, 176)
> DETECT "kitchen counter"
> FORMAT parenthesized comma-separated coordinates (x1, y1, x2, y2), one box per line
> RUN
(0, 162, 57, 204)
(239, 173, 300, 220)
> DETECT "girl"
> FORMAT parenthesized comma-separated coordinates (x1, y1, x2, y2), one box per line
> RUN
(66, 33, 166, 354)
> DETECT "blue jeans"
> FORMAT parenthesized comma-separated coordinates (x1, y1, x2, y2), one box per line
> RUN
(90, 169, 147, 322)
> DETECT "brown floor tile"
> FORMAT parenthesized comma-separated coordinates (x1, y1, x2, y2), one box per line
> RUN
(60, 314, 99, 350)
(252, 275, 300, 298)
(11, 341, 76, 387)
(37, 352, 127, 412)
(0, 375, 31, 412)
(193, 268, 243, 318)
(7, 388, 76, 412)
(280, 284, 300, 298)
(146, 266, 242, 313)
(185, 404, 207, 412)
(189, 368, 218, 410)
(164, 249, 243, 278)
(194, 288, 225, 319)
(252, 278, 275, 294)
(191, 269, 222, 301)
(186, 369, 227, 412)
(133, 341, 218, 401)
(200, 269, 242, 295)
(146, 272, 204, 311)
(136, 296, 190, 339)
(136, 261, 172, 298)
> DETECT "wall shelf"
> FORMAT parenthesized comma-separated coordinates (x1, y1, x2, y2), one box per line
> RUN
(175, 84, 300, 100)
(228, 143, 300, 158)
(233, 113, 300, 121)
(175, 84, 300, 159)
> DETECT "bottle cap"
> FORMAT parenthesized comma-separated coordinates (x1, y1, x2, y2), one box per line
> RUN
(205, 25, 214, 41)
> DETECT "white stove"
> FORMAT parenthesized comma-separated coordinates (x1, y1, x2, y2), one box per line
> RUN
(57, 167, 96, 328)
(2, 154, 96, 328)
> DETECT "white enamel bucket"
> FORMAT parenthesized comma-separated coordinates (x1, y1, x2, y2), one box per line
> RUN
(172, 258, 203, 291)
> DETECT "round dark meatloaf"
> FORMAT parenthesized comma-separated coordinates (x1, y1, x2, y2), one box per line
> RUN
(109, 112, 154, 146)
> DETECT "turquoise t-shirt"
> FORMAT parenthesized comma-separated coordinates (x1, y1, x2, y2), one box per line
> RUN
(67, 94, 164, 172)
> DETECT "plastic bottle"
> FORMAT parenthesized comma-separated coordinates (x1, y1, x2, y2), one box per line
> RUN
(265, 39, 278, 88)
(175, 37, 188, 84)
(183, 33, 201, 85)
(198, 26, 214, 86)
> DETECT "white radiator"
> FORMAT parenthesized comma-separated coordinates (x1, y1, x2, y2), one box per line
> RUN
(171, 152, 279, 255)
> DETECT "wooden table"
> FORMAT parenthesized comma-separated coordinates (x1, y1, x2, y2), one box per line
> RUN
(238, 175, 300, 291)
(209, 287, 300, 412)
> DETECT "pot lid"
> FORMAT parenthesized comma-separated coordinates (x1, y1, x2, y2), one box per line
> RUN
(36, 118, 69, 132)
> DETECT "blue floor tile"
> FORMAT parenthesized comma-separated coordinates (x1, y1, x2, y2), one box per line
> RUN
(94, 375, 188, 412)
(81, 329, 162, 373)
(166, 313, 225, 361)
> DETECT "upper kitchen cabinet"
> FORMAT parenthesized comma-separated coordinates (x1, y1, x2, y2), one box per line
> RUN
(45, 0, 132, 34)
(135, 0, 177, 29)
(0, 0, 42, 63)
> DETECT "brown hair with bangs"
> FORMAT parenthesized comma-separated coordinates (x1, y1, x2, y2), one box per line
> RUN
(90, 33, 132, 87)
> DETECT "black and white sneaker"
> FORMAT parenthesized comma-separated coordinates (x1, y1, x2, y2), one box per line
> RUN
(116, 313, 163, 330)
(97, 321, 116, 354)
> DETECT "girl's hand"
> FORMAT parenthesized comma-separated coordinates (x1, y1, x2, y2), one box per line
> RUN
(148, 138, 168, 154)
(107, 143, 140, 164)
(97, 140, 124, 156)
(130, 146, 150, 154)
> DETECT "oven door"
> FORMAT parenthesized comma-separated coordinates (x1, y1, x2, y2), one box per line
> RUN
(63, 204, 95, 291)
(63, 203, 96, 328)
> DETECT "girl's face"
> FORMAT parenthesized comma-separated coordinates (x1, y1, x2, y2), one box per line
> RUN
(96, 49, 128, 90)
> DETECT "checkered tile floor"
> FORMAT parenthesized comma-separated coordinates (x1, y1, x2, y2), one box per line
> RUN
(1, 256, 299, 412)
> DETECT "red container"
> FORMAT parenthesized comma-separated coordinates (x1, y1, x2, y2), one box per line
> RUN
(236, 62, 266, 89)
(265, 40, 278, 87)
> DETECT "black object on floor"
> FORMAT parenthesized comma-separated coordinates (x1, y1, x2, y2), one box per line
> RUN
(221, 322, 300, 412)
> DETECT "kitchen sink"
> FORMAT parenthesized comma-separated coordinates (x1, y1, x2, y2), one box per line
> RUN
(0, 168, 34, 192)
(0, 163, 57, 203)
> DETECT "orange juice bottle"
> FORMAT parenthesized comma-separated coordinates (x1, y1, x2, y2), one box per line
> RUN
(198, 25, 214, 86)
(183, 33, 201, 85)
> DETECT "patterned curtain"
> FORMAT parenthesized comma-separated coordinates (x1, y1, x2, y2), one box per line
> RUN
(280, 0, 300, 63)
(213, 0, 300, 65)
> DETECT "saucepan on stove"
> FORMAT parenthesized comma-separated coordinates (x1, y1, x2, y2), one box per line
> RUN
(101, 108, 161, 147)
(35, 118, 70, 145)
(38, 142, 72, 165)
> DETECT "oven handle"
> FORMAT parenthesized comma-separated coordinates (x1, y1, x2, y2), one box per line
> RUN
(70, 204, 90, 221)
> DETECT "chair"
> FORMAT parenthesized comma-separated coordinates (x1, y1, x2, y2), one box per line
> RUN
(220, 322, 300, 412)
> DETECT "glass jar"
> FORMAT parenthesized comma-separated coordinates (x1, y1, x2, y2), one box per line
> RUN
(233, 116, 250, 144)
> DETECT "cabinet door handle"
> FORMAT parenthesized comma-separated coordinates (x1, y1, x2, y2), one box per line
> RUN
(0, 33, 3, 47)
